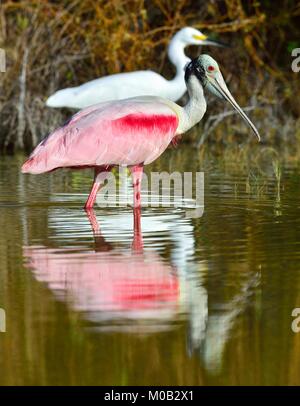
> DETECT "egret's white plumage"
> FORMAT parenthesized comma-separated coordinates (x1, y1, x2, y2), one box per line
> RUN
(46, 27, 226, 109)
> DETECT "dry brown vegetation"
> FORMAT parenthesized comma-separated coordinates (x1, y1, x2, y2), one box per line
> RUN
(0, 0, 300, 154)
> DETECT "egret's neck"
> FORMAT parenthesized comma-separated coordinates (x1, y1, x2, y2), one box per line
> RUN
(166, 36, 190, 100)
(176, 75, 207, 134)
(168, 37, 190, 75)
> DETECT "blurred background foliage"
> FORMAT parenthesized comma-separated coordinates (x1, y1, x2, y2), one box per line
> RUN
(0, 0, 300, 154)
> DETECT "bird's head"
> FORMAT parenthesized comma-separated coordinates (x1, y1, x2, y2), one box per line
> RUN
(177, 27, 229, 48)
(184, 54, 261, 141)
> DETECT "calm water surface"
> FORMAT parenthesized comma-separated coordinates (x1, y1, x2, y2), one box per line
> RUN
(0, 145, 300, 385)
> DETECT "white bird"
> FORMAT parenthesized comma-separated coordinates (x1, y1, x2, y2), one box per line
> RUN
(46, 27, 227, 109)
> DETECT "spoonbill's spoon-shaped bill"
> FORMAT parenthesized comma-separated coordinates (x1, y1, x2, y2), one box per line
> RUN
(22, 54, 260, 209)
(46, 27, 229, 109)
(186, 55, 260, 141)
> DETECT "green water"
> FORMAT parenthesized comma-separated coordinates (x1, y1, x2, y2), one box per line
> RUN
(0, 145, 300, 385)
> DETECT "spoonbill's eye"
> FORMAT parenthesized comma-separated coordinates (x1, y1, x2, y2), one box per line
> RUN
(207, 66, 215, 72)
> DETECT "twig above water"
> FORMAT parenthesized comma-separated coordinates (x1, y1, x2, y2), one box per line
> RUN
(196, 106, 258, 148)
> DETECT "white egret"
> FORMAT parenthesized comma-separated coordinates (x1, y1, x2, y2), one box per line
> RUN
(46, 27, 227, 109)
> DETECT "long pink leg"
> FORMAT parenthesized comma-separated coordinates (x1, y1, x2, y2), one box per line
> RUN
(130, 164, 144, 209)
(132, 207, 143, 252)
(84, 167, 111, 209)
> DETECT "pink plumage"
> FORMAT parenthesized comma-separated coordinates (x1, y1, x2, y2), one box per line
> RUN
(22, 97, 179, 208)
(22, 98, 179, 208)
(22, 99, 178, 173)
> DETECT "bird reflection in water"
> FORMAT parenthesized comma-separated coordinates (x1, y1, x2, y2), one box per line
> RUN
(23, 207, 259, 371)
(23, 208, 180, 333)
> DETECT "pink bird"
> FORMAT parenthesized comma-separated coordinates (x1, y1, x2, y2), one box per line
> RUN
(22, 55, 260, 208)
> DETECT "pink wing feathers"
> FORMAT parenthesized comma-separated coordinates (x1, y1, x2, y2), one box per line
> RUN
(22, 98, 179, 174)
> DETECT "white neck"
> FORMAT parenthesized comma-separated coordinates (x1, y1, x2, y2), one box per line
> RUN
(175, 75, 207, 134)
(166, 35, 191, 100)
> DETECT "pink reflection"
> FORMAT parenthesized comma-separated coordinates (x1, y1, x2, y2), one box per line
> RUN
(23, 209, 179, 331)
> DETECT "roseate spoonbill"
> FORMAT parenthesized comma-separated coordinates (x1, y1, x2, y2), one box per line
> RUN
(46, 27, 227, 109)
(22, 54, 260, 209)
